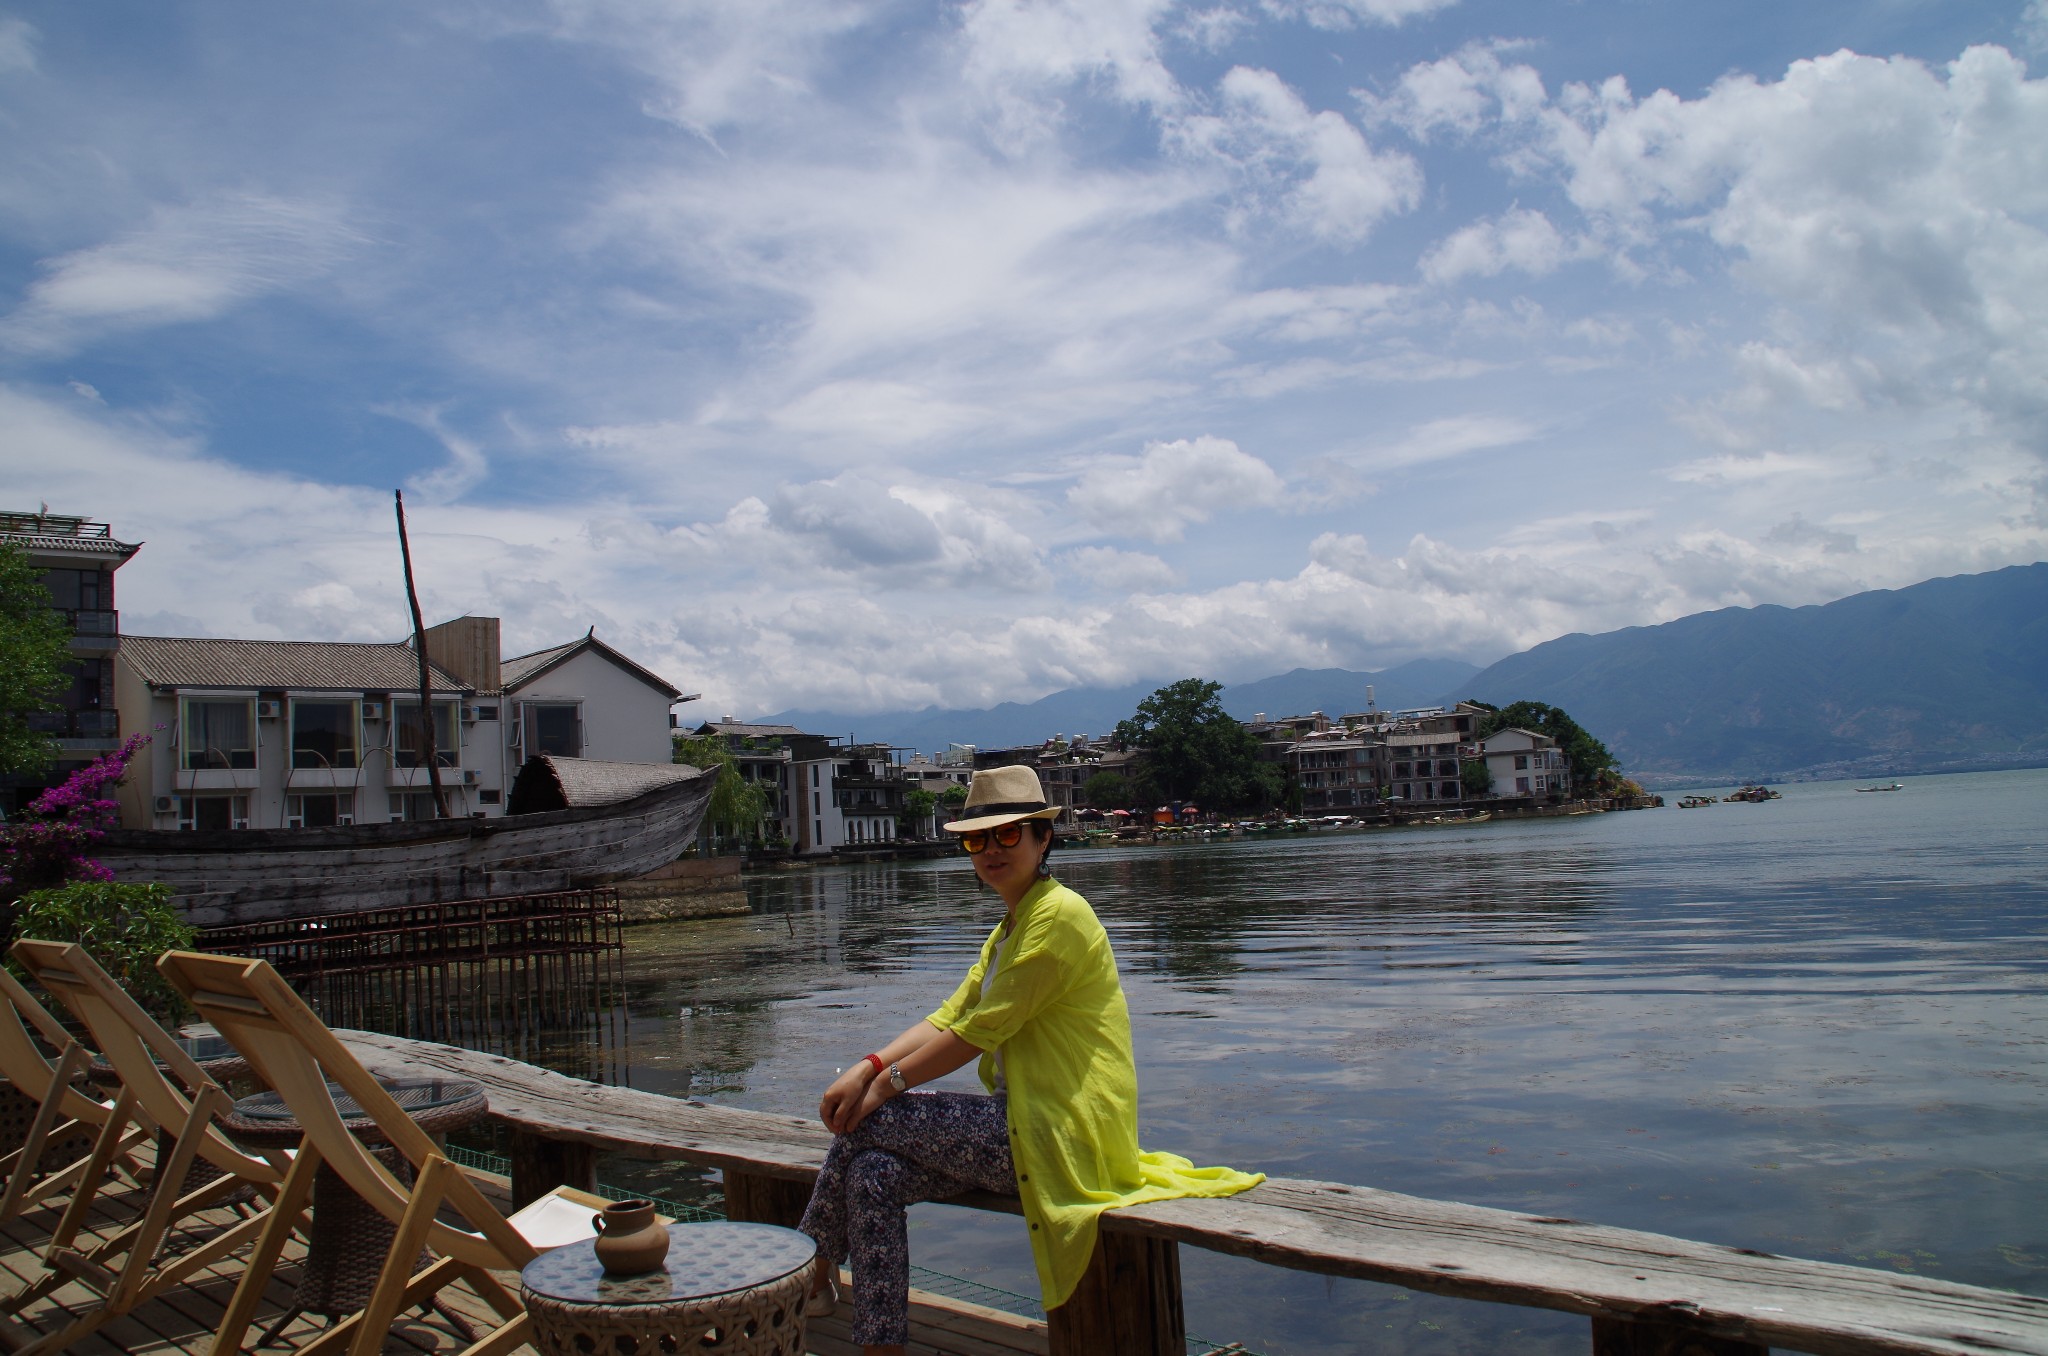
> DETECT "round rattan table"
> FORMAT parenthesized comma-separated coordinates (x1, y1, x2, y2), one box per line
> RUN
(222, 1076, 486, 1326)
(521, 1221, 816, 1356)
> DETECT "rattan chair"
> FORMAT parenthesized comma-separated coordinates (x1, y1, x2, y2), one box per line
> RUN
(3, 940, 293, 1356)
(158, 949, 605, 1356)
(0, 965, 154, 1227)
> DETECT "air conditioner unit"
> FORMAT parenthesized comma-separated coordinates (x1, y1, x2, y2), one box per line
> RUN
(256, 700, 283, 719)
(153, 795, 177, 814)
(362, 701, 386, 720)
(461, 704, 478, 723)
(463, 770, 480, 785)
(336, 814, 354, 827)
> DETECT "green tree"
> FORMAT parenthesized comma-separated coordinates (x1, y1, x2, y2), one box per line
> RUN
(13, 881, 196, 1022)
(940, 782, 970, 809)
(1112, 679, 1276, 810)
(1081, 770, 1131, 809)
(0, 543, 71, 778)
(903, 787, 937, 837)
(1471, 700, 1616, 796)
(673, 733, 768, 848)
(1460, 759, 1494, 798)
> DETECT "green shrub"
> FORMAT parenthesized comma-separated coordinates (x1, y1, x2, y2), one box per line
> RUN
(13, 880, 196, 1023)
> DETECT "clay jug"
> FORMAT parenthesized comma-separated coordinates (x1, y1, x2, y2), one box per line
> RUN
(592, 1199, 668, 1275)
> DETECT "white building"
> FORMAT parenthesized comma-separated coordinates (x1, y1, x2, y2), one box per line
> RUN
(1482, 727, 1570, 799)
(112, 617, 690, 830)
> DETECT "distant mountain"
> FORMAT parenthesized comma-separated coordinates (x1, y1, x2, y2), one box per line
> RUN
(762, 657, 1483, 755)
(1456, 563, 2048, 784)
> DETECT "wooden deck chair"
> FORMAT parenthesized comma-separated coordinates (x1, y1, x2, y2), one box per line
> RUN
(0, 966, 155, 1227)
(3, 941, 294, 1356)
(158, 949, 605, 1356)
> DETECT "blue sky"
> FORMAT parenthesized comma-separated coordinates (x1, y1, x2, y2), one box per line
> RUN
(3, 1, 2044, 717)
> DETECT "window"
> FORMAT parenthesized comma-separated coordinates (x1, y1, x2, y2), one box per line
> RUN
(522, 703, 581, 758)
(37, 568, 104, 611)
(1441, 782, 1459, 799)
(183, 698, 255, 769)
(179, 794, 249, 830)
(1513, 754, 1529, 770)
(1393, 761, 1411, 777)
(392, 791, 442, 822)
(473, 704, 500, 721)
(393, 700, 458, 767)
(1515, 776, 1531, 793)
(478, 788, 502, 805)
(286, 792, 355, 827)
(291, 700, 359, 769)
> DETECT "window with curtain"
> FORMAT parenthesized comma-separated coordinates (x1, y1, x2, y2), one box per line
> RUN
(182, 699, 254, 769)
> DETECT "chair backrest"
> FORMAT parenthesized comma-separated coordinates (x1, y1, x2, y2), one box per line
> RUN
(9, 940, 279, 1184)
(156, 949, 528, 1268)
(0, 965, 115, 1127)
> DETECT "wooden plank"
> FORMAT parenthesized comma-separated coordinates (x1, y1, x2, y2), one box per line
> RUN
(807, 1280, 1050, 1356)
(724, 1168, 810, 1229)
(1103, 1180, 2048, 1356)
(333, 1030, 2048, 1356)
(1045, 1231, 1182, 1356)
(508, 1127, 596, 1210)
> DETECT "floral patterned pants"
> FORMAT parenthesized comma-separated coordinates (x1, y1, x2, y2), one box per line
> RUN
(798, 1090, 1017, 1346)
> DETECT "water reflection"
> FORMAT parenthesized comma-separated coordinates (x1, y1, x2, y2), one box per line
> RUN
(458, 771, 2048, 1354)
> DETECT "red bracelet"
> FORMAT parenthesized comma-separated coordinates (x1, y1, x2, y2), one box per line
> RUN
(862, 1053, 885, 1076)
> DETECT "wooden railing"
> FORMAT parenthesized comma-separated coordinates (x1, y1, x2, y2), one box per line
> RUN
(332, 1029, 2048, 1356)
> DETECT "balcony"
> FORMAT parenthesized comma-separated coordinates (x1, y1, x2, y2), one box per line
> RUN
(61, 609, 119, 651)
(30, 708, 120, 752)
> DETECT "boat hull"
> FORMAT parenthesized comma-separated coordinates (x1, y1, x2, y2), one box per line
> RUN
(98, 771, 715, 927)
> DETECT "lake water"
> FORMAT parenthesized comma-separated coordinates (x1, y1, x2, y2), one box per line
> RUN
(575, 769, 2048, 1355)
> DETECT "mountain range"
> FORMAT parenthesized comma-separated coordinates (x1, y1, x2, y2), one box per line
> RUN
(763, 563, 2048, 784)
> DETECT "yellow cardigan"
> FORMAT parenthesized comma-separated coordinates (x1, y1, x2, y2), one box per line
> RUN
(927, 877, 1264, 1310)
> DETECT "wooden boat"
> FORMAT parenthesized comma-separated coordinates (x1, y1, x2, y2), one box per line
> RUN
(98, 765, 715, 928)
(1678, 795, 1717, 808)
(1726, 785, 1781, 803)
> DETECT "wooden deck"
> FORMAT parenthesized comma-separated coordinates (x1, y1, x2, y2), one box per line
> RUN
(0, 1159, 1049, 1356)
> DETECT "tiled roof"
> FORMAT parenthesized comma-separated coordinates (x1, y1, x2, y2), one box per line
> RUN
(120, 635, 468, 694)
(501, 636, 684, 700)
(499, 641, 578, 689)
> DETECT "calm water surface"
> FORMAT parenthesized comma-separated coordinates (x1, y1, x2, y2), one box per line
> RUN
(578, 769, 2048, 1354)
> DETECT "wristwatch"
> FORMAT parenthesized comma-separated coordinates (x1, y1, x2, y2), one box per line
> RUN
(887, 1062, 908, 1093)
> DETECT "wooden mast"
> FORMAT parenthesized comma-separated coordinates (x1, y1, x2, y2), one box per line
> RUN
(394, 489, 451, 820)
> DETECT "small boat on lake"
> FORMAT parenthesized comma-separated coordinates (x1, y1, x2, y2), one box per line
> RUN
(1726, 785, 1781, 803)
(1855, 782, 1904, 792)
(1678, 795, 1717, 808)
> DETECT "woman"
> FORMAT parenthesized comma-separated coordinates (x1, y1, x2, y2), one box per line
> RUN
(798, 765, 1263, 1354)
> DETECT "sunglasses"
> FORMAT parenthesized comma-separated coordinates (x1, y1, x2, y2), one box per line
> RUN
(958, 823, 1028, 854)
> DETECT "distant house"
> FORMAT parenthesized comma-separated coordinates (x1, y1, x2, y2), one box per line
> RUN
(112, 616, 692, 829)
(0, 510, 142, 816)
(113, 635, 479, 830)
(1482, 727, 1570, 799)
(688, 719, 830, 846)
(494, 627, 686, 767)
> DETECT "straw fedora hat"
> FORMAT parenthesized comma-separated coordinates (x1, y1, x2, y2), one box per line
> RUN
(943, 765, 1064, 833)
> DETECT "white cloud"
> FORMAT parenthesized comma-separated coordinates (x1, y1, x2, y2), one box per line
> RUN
(1069, 435, 1286, 542)
(1359, 42, 1548, 141)
(1420, 207, 1570, 283)
(1352, 414, 1537, 472)
(2015, 0, 2048, 58)
(0, 193, 363, 355)
(1177, 67, 1423, 243)
(1263, 0, 1462, 31)
(1059, 545, 1180, 590)
(958, 0, 1183, 110)
(0, 17, 36, 75)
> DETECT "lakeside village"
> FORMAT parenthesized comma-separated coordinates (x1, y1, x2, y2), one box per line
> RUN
(5, 508, 1663, 868)
(9, 511, 2042, 1356)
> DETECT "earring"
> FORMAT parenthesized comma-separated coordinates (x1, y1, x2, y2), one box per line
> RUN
(1036, 857, 1053, 879)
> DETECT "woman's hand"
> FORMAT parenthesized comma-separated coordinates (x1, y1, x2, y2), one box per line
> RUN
(841, 1074, 895, 1134)
(818, 1062, 877, 1135)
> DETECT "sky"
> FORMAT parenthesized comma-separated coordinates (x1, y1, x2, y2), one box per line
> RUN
(2, 1, 2045, 719)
